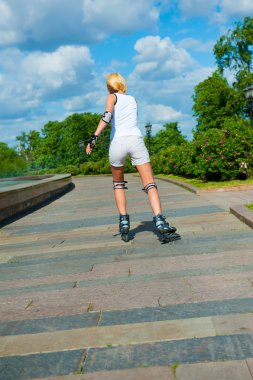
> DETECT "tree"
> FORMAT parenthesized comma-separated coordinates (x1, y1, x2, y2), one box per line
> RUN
(150, 122, 186, 155)
(15, 113, 111, 171)
(0, 142, 27, 177)
(192, 71, 243, 133)
(213, 17, 253, 75)
(16, 130, 41, 165)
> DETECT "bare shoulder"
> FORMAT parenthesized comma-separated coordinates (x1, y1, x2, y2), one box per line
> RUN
(106, 93, 117, 107)
(107, 93, 117, 102)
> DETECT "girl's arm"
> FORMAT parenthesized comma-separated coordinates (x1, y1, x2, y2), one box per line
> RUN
(86, 94, 116, 155)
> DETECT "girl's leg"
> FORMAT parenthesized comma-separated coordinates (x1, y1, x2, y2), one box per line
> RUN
(136, 162, 177, 236)
(136, 162, 162, 216)
(110, 165, 127, 215)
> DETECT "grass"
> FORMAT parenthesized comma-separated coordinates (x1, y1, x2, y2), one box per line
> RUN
(156, 174, 253, 190)
(86, 302, 94, 312)
(246, 204, 253, 211)
(171, 362, 179, 379)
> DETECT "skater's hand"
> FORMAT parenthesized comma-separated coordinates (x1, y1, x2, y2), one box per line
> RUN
(86, 143, 93, 155)
(86, 135, 98, 155)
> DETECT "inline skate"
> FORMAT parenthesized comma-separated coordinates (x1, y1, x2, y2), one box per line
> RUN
(153, 214, 181, 243)
(119, 214, 130, 242)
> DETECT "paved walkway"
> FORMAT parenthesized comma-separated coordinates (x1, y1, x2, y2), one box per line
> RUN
(0, 174, 253, 380)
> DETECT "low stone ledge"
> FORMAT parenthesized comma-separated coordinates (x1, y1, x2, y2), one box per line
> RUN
(154, 176, 199, 194)
(0, 174, 72, 223)
(230, 204, 253, 230)
(0, 175, 53, 181)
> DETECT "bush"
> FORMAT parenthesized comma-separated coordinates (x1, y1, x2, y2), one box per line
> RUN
(191, 118, 253, 180)
(151, 118, 253, 181)
(80, 159, 111, 175)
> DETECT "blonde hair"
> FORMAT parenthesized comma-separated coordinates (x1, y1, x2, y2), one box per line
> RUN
(106, 73, 127, 93)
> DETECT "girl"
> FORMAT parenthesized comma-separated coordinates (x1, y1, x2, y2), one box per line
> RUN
(86, 73, 179, 242)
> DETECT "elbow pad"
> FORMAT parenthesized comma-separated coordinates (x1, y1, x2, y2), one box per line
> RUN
(102, 111, 112, 123)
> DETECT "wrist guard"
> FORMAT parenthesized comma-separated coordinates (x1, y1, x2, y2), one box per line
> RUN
(88, 135, 98, 149)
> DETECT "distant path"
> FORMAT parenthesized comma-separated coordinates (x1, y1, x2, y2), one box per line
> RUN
(0, 174, 253, 379)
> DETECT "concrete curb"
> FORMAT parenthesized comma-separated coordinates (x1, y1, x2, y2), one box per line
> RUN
(230, 204, 253, 230)
(154, 176, 200, 194)
(0, 174, 72, 224)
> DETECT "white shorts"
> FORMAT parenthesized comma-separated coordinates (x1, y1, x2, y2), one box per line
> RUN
(109, 135, 150, 167)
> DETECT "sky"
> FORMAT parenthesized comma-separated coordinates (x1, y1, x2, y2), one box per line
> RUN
(0, 0, 253, 147)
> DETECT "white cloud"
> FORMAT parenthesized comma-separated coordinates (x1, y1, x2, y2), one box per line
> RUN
(82, 0, 159, 38)
(177, 38, 215, 53)
(217, 0, 253, 20)
(0, 45, 94, 118)
(0, 0, 87, 47)
(0, 0, 163, 48)
(64, 90, 104, 113)
(143, 104, 182, 124)
(22, 46, 93, 92)
(131, 36, 195, 81)
(179, 0, 253, 23)
(0, 0, 19, 44)
(211, 0, 253, 25)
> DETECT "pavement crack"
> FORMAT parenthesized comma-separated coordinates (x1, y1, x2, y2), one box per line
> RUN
(245, 359, 253, 379)
(76, 350, 88, 374)
(90, 264, 95, 272)
(72, 281, 78, 288)
(96, 310, 103, 326)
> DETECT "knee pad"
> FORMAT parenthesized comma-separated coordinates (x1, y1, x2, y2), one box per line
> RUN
(113, 181, 128, 190)
(142, 182, 157, 193)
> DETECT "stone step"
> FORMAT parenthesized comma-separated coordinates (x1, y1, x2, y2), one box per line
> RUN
(0, 249, 252, 296)
(1, 297, 253, 336)
(1, 334, 253, 379)
(1, 268, 253, 321)
(2, 312, 253, 357)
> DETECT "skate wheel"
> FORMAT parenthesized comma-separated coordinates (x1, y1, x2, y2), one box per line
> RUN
(121, 233, 129, 242)
(160, 232, 181, 244)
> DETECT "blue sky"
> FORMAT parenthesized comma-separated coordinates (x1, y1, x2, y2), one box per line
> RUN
(0, 0, 252, 147)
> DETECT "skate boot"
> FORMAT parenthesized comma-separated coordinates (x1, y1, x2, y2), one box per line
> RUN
(153, 214, 180, 243)
(119, 214, 130, 242)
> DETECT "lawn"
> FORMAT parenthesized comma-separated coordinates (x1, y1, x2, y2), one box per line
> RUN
(156, 174, 253, 190)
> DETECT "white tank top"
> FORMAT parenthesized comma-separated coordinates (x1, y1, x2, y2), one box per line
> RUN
(110, 93, 142, 140)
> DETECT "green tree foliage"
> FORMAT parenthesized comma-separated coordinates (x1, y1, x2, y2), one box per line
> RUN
(0, 142, 27, 177)
(192, 71, 243, 133)
(16, 113, 111, 172)
(149, 122, 186, 154)
(16, 130, 41, 168)
(213, 17, 253, 121)
(213, 17, 253, 75)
